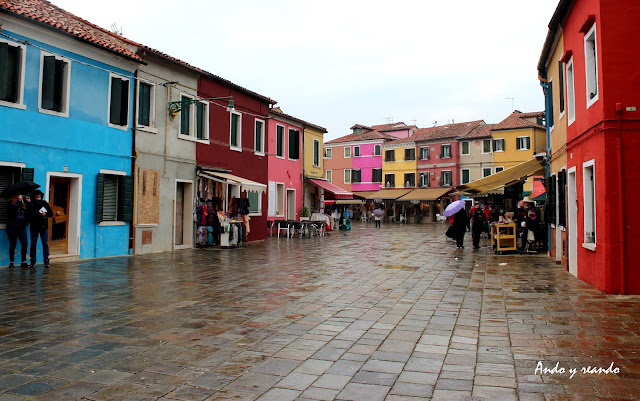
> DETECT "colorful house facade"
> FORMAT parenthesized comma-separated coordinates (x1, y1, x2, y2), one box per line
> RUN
(458, 123, 494, 184)
(0, 0, 141, 265)
(381, 139, 417, 189)
(538, 0, 640, 294)
(302, 123, 328, 214)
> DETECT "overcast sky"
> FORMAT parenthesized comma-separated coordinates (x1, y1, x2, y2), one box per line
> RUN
(54, 0, 558, 140)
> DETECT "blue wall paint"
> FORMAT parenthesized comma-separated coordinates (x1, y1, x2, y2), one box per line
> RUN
(0, 29, 136, 265)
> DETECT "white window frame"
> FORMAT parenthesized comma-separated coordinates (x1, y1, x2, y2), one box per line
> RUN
(229, 110, 242, 152)
(313, 139, 320, 167)
(288, 128, 300, 161)
(353, 146, 360, 157)
(326, 170, 332, 183)
(324, 148, 332, 159)
(548, 77, 555, 133)
(584, 24, 599, 109)
(516, 136, 531, 151)
(461, 141, 470, 155)
(38, 51, 71, 118)
(195, 100, 209, 143)
(98, 168, 127, 227)
(275, 182, 285, 217)
(135, 78, 157, 133)
(441, 144, 452, 158)
(177, 93, 204, 142)
(344, 169, 352, 184)
(344, 147, 351, 158)
(0, 38, 27, 110)
(254, 118, 265, 155)
(582, 160, 596, 250)
(566, 57, 576, 126)
(482, 139, 492, 154)
(374, 144, 381, 156)
(248, 191, 262, 217)
(419, 146, 429, 160)
(276, 124, 285, 159)
(495, 166, 504, 173)
(483, 167, 492, 177)
(461, 168, 470, 184)
(441, 170, 452, 186)
(107, 73, 131, 130)
(558, 57, 566, 120)
(493, 138, 505, 152)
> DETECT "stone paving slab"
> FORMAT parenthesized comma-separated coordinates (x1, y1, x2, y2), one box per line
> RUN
(0, 224, 639, 400)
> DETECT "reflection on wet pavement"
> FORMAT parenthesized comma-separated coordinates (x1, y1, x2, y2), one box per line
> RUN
(0, 223, 639, 400)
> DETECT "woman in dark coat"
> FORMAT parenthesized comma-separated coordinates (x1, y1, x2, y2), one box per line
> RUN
(453, 208, 470, 249)
(5, 194, 29, 268)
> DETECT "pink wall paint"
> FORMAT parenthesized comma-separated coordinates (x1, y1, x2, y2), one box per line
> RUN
(351, 141, 384, 192)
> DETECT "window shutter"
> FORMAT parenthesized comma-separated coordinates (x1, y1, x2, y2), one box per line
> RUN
(181, 101, 191, 135)
(0, 43, 7, 100)
(196, 102, 205, 139)
(20, 167, 34, 183)
(42, 56, 56, 110)
(96, 173, 105, 223)
(277, 128, 283, 156)
(119, 79, 129, 126)
(53, 59, 64, 112)
(110, 77, 122, 125)
(0, 43, 19, 102)
(138, 82, 151, 126)
(314, 141, 319, 165)
(118, 175, 134, 222)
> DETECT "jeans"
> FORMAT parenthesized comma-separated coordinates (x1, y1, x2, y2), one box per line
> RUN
(30, 228, 49, 264)
(375, 219, 381, 228)
(6, 226, 28, 263)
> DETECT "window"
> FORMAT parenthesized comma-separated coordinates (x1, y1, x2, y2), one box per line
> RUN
(230, 112, 242, 150)
(324, 148, 332, 159)
(276, 125, 284, 157)
(96, 172, 133, 224)
(247, 192, 262, 215)
(180, 95, 192, 136)
(461, 169, 470, 184)
(558, 60, 565, 115)
(493, 139, 505, 152)
(566, 57, 575, 124)
(0, 40, 25, 106)
(385, 174, 395, 188)
(440, 144, 451, 158)
(195, 101, 208, 140)
(516, 137, 531, 150)
(495, 167, 504, 173)
(404, 148, 415, 161)
(137, 81, 154, 128)
(179, 95, 208, 140)
(461, 141, 470, 155)
(344, 147, 351, 158)
(583, 162, 596, 246)
(557, 170, 566, 227)
(276, 183, 285, 216)
(288, 129, 300, 160)
(353, 146, 360, 157)
(326, 170, 332, 183)
(419, 147, 429, 160)
(0, 165, 26, 225)
(585, 24, 598, 106)
(254, 119, 265, 154)
(40, 53, 70, 116)
(483, 168, 492, 177)
(385, 149, 395, 162)
(419, 172, 429, 187)
(441, 171, 452, 186)
(404, 173, 415, 187)
(482, 139, 492, 154)
(352, 169, 361, 183)
(372, 168, 382, 183)
(108, 75, 129, 127)
(313, 139, 320, 167)
(344, 169, 352, 184)
(374, 145, 381, 156)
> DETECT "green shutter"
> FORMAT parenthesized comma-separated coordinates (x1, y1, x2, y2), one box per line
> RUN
(42, 56, 56, 110)
(120, 79, 129, 126)
(0, 43, 7, 100)
(53, 59, 64, 112)
(110, 77, 122, 125)
(230, 114, 238, 146)
(0, 43, 18, 102)
(138, 82, 150, 126)
(96, 173, 105, 223)
(181, 100, 190, 135)
(118, 175, 134, 222)
(20, 167, 34, 184)
(196, 102, 205, 139)
(277, 127, 283, 156)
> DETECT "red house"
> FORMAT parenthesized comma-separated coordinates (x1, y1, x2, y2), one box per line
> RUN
(196, 74, 276, 242)
(538, 0, 640, 293)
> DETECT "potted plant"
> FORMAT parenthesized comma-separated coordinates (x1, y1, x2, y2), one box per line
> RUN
(300, 206, 310, 221)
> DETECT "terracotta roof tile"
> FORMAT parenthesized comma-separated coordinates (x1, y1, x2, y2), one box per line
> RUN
(270, 107, 326, 133)
(492, 110, 545, 131)
(0, 0, 142, 62)
(412, 120, 484, 142)
(460, 123, 494, 139)
(326, 130, 395, 144)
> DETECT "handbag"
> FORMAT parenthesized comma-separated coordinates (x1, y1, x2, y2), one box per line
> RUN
(445, 225, 456, 239)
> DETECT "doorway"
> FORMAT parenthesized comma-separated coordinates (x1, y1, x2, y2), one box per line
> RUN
(48, 177, 70, 255)
(286, 189, 296, 220)
(568, 168, 577, 276)
(174, 180, 193, 249)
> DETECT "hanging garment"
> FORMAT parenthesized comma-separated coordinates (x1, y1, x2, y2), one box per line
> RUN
(229, 197, 238, 216)
(195, 205, 203, 225)
(197, 226, 207, 245)
(243, 214, 251, 234)
(201, 204, 208, 225)
(207, 226, 214, 244)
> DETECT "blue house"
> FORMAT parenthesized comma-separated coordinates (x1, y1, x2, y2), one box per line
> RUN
(0, 0, 142, 265)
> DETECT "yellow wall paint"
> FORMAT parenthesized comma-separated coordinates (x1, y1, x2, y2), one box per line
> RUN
(304, 127, 324, 178)
(492, 127, 546, 193)
(381, 145, 417, 187)
(547, 32, 568, 173)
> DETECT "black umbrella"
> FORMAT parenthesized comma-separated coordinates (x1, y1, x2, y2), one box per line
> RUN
(0, 181, 41, 198)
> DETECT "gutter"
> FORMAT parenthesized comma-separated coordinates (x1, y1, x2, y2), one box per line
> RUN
(130, 69, 138, 255)
(539, 71, 552, 255)
(616, 103, 626, 294)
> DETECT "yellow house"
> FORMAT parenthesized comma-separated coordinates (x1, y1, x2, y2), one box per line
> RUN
(381, 139, 417, 188)
(491, 111, 547, 193)
(303, 125, 328, 212)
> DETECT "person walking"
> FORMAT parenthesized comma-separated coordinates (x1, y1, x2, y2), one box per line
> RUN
(5, 194, 29, 268)
(26, 190, 53, 268)
(373, 206, 384, 228)
(452, 208, 470, 249)
(471, 202, 487, 249)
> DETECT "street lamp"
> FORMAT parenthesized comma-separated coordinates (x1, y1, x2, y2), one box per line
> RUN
(168, 96, 235, 118)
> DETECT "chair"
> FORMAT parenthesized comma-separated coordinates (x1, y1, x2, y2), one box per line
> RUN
(436, 214, 447, 224)
(361, 214, 368, 223)
(277, 221, 290, 238)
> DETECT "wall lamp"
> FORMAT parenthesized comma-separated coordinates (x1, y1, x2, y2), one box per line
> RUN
(168, 96, 234, 118)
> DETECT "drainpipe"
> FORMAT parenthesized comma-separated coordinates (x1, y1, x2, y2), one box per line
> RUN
(130, 70, 138, 255)
(301, 124, 307, 214)
(538, 72, 552, 255)
(616, 103, 626, 294)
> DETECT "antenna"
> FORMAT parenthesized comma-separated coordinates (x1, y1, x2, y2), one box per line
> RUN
(505, 97, 514, 112)
(433, 121, 437, 126)
(110, 23, 123, 35)
(383, 117, 394, 124)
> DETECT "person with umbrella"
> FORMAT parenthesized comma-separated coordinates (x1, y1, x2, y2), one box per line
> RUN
(5, 194, 30, 268)
(444, 200, 470, 249)
(373, 205, 384, 228)
(26, 190, 53, 268)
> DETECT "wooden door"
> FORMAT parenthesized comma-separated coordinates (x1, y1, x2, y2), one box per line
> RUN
(48, 177, 70, 254)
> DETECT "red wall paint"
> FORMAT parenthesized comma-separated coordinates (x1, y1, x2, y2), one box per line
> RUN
(416, 140, 460, 187)
(196, 77, 272, 241)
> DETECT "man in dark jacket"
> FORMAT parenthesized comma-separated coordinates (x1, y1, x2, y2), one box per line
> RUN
(26, 190, 53, 268)
(471, 202, 487, 249)
(5, 194, 29, 268)
(453, 208, 470, 249)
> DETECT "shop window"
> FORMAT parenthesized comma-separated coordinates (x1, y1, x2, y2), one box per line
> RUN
(0, 40, 25, 106)
(441, 171, 452, 186)
(96, 173, 133, 224)
(352, 169, 361, 183)
(385, 149, 395, 162)
(420, 147, 429, 160)
(461, 169, 470, 184)
(482, 139, 491, 154)
(440, 144, 451, 158)
(109, 75, 129, 127)
(385, 174, 395, 188)
(372, 168, 382, 183)
(276, 125, 284, 157)
(546, 175, 557, 225)
(404, 173, 415, 187)
(583, 162, 596, 245)
(461, 141, 470, 155)
(40, 53, 70, 115)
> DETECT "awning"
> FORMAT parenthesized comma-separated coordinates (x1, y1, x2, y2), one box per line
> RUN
(365, 188, 412, 200)
(456, 158, 544, 195)
(308, 178, 353, 199)
(200, 172, 267, 193)
(397, 187, 453, 201)
(325, 199, 365, 205)
(353, 191, 377, 199)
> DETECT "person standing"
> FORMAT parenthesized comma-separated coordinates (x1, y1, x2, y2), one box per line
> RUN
(453, 208, 470, 249)
(26, 190, 53, 268)
(373, 206, 384, 228)
(471, 203, 487, 249)
(5, 194, 29, 268)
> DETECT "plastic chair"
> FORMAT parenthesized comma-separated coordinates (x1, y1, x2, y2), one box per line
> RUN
(277, 221, 290, 238)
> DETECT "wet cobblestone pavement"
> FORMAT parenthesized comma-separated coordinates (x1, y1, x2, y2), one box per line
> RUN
(1, 223, 639, 401)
